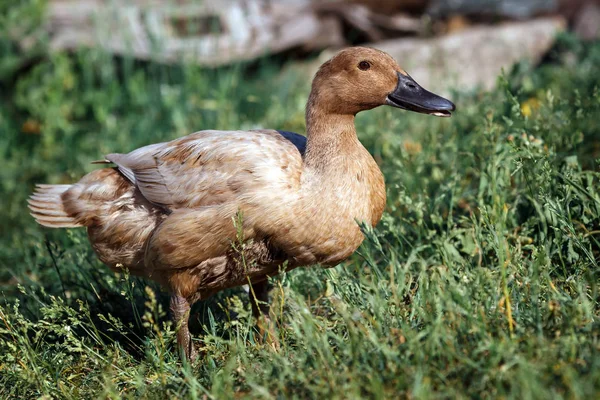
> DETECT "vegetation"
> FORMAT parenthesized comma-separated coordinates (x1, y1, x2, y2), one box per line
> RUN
(1, 3, 599, 398)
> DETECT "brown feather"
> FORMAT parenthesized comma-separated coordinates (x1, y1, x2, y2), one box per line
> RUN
(29, 47, 420, 316)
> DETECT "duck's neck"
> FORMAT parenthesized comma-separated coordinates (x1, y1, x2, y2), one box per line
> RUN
(304, 110, 361, 171)
(302, 100, 387, 228)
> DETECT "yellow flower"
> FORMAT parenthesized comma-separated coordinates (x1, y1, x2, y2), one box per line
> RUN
(520, 97, 541, 117)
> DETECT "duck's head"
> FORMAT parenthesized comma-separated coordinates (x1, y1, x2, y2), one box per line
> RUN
(309, 47, 455, 117)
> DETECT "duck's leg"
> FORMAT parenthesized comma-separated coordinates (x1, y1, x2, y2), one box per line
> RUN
(170, 294, 197, 361)
(249, 280, 279, 349)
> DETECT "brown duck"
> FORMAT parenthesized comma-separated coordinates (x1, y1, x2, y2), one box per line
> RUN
(29, 47, 455, 360)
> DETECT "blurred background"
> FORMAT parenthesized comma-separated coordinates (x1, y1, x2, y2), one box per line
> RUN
(6, 0, 599, 92)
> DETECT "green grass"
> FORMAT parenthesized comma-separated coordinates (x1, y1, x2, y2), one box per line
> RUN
(1, 3, 600, 397)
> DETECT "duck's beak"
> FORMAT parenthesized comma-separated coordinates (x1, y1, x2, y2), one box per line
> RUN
(386, 72, 455, 117)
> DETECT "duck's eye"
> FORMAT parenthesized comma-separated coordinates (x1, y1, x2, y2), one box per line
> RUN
(358, 61, 371, 71)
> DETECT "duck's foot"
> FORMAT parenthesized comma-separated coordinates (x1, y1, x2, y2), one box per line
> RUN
(250, 280, 280, 351)
(170, 294, 198, 361)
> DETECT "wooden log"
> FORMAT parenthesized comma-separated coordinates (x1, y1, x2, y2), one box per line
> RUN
(46, 0, 337, 65)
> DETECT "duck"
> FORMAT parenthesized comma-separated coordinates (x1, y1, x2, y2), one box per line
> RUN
(28, 47, 455, 360)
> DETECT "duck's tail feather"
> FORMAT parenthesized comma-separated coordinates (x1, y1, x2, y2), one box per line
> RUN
(28, 184, 82, 228)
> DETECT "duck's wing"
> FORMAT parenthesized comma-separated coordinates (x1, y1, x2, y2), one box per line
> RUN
(105, 130, 304, 210)
(275, 130, 306, 155)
